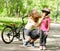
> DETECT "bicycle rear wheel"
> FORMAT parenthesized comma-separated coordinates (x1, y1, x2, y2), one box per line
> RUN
(1, 26, 14, 44)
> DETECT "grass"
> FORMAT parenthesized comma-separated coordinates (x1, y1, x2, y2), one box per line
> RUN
(0, 17, 27, 31)
(0, 17, 22, 23)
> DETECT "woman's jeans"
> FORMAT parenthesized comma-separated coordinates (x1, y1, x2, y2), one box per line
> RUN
(40, 30, 48, 46)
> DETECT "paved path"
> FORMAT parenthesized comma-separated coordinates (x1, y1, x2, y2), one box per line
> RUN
(0, 23, 60, 51)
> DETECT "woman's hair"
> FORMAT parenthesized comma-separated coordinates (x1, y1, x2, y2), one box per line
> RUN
(28, 9, 41, 22)
(28, 9, 37, 17)
(28, 9, 41, 17)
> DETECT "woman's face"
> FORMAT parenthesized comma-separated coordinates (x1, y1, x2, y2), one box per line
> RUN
(32, 10, 39, 18)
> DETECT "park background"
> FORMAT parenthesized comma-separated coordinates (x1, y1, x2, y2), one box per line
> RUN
(0, 0, 60, 31)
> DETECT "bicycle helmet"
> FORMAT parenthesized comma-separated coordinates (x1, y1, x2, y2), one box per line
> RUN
(42, 8, 50, 14)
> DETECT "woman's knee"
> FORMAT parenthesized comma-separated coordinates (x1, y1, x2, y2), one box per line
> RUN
(26, 36, 32, 41)
(30, 37, 39, 42)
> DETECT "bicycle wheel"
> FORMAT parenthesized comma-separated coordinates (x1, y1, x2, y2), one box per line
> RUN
(1, 26, 14, 44)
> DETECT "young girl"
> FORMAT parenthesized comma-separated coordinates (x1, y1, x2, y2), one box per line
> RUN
(39, 8, 50, 50)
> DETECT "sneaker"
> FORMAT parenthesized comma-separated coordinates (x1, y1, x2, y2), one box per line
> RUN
(40, 46, 43, 50)
(31, 43, 34, 48)
(23, 41, 28, 47)
(30, 42, 34, 48)
(23, 44, 27, 47)
(43, 46, 46, 50)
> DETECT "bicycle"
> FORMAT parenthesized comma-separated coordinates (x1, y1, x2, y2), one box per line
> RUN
(1, 16, 27, 44)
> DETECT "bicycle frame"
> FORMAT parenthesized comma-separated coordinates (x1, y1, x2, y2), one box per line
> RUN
(12, 16, 26, 39)
(4, 16, 26, 40)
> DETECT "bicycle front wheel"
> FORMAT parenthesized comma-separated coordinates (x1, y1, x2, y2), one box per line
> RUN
(1, 26, 14, 44)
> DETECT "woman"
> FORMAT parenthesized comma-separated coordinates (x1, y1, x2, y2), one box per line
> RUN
(23, 9, 42, 47)
(39, 8, 50, 50)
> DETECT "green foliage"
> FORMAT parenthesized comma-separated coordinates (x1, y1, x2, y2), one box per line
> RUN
(0, 0, 60, 21)
(0, 17, 27, 30)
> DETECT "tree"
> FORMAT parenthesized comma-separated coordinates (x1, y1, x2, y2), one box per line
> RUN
(0, 0, 60, 23)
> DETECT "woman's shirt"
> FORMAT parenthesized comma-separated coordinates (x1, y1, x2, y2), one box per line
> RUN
(39, 16, 50, 31)
(25, 17, 37, 30)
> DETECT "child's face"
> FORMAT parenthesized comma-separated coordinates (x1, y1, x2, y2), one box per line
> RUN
(42, 12, 46, 17)
(42, 10, 50, 17)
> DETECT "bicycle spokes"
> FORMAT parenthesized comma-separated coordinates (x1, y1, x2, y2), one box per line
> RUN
(1, 27, 14, 44)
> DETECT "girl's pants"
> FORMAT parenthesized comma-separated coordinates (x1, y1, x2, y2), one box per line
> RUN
(40, 30, 48, 46)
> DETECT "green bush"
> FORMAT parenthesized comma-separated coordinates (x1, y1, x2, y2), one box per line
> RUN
(0, 17, 27, 31)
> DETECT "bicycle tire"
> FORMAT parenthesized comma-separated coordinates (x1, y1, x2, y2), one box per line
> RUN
(1, 26, 14, 44)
